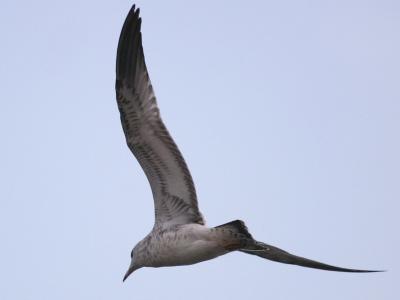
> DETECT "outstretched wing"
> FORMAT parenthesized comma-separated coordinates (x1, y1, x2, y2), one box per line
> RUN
(115, 5, 204, 227)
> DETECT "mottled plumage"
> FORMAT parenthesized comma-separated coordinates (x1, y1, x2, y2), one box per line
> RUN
(115, 5, 380, 282)
(116, 6, 203, 228)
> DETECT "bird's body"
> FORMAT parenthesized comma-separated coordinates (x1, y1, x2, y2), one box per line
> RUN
(115, 5, 380, 281)
(132, 224, 237, 268)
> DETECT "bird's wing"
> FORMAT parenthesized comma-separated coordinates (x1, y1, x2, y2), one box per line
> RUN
(115, 6, 204, 227)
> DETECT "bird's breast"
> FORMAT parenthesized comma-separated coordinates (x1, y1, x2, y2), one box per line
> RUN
(146, 225, 228, 267)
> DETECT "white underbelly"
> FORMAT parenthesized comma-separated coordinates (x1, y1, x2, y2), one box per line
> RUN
(148, 226, 229, 267)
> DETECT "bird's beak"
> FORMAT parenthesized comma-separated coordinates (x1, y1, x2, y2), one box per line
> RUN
(123, 266, 137, 282)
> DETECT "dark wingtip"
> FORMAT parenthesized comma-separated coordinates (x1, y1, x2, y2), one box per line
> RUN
(129, 4, 136, 15)
(116, 4, 143, 83)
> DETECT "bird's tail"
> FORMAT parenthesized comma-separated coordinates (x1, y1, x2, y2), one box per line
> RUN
(215, 220, 381, 272)
(240, 240, 382, 273)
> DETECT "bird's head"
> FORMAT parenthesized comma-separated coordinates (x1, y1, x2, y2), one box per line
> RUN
(122, 247, 142, 282)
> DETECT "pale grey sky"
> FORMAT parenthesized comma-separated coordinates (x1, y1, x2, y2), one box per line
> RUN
(0, 1, 399, 299)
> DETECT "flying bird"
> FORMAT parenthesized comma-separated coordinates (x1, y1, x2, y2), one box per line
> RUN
(115, 5, 380, 281)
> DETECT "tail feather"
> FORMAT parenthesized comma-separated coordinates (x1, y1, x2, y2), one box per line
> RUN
(241, 241, 383, 273)
(215, 220, 381, 273)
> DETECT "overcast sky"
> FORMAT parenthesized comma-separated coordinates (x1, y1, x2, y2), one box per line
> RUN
(1, 1, 399, 299)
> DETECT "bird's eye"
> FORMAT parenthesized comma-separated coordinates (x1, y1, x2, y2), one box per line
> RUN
(130, 249, 134, 258)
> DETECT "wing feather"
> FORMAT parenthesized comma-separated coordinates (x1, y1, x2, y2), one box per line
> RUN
(115, 5, 204, 227)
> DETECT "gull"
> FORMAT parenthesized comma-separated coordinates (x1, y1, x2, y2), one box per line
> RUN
(115, 5, 380, 282)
